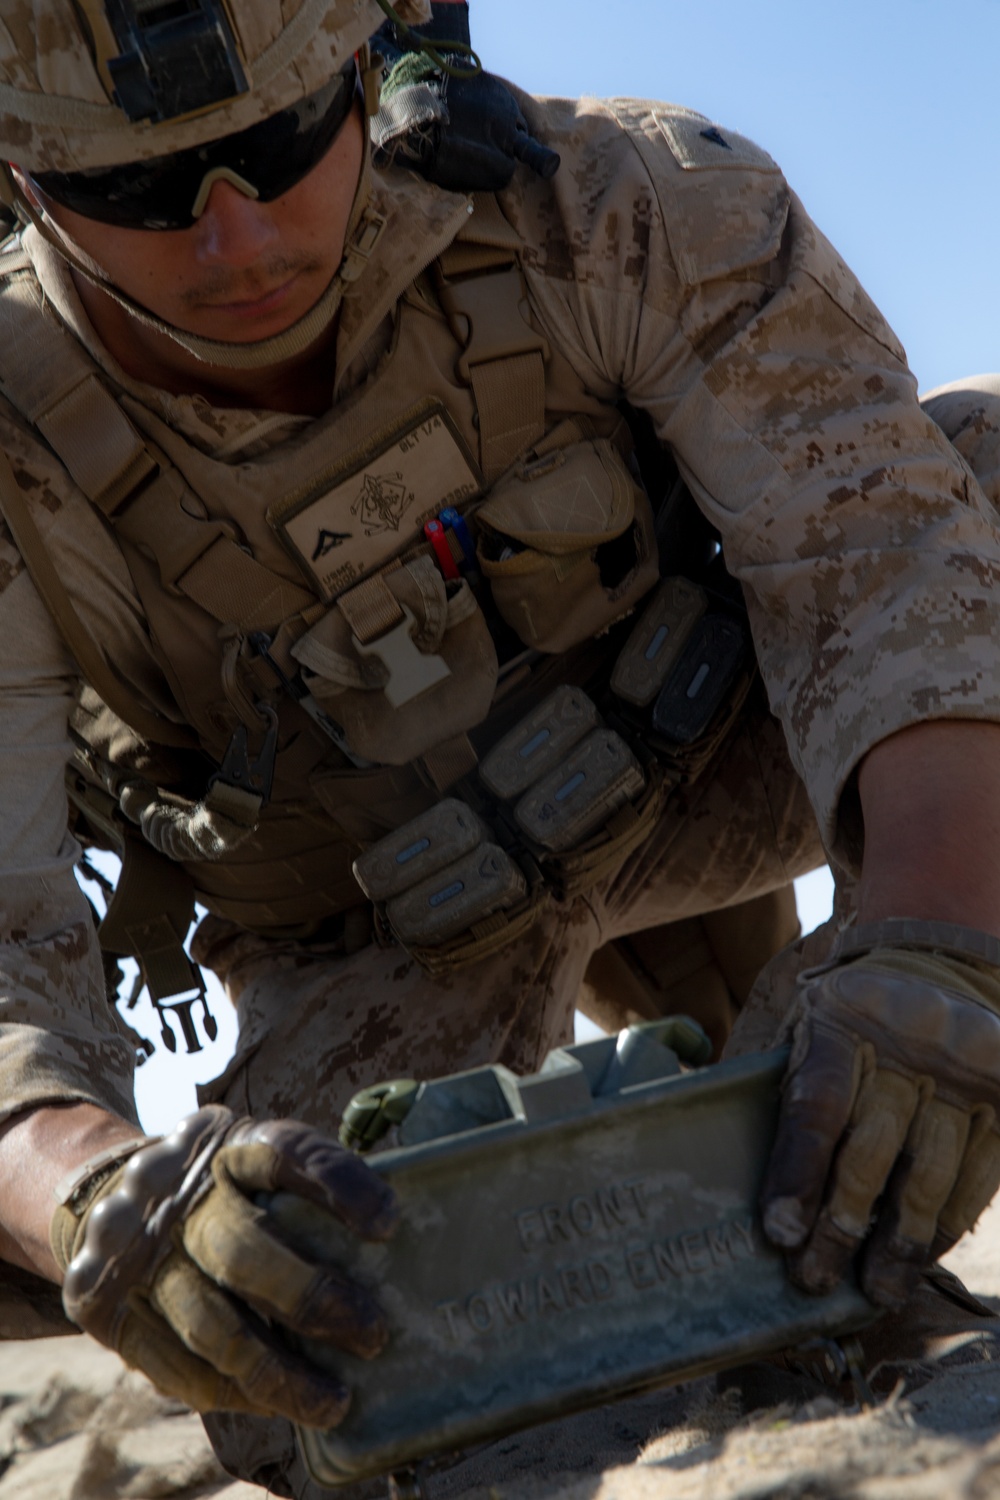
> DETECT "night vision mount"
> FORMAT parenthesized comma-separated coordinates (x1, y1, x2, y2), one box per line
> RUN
(81, 0, 249, 123)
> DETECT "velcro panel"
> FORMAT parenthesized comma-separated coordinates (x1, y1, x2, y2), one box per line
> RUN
(472, 351, 546, 483)
(655, 112, 782, 175)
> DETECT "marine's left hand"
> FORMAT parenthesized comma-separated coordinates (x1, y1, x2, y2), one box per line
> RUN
(760, 921, 1000, 1308)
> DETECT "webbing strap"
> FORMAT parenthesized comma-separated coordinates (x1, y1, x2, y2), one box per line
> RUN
(108, 475, 316, 631)
(0, 273, 316, 633)
(471, 351, 547, 482)
(0, 447, 196, 748)
(435, 258, 548, 483)
(95, 829, 199, 997)
(336, 570, 404, 645)
(420, 732, 478, 791)
(36, 376, 158, 514)
(0, 275, 158, 513)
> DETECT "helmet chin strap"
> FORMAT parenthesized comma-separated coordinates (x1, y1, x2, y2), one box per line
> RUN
(9, 82, 381, 372)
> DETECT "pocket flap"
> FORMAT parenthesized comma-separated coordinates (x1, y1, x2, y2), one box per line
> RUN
(478, 440, 636, 555)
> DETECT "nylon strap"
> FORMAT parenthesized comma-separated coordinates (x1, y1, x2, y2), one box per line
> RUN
(0, 273, 157, 511)
(0, 446, 196, 747)
(37, 377, 157, 514)
(435, 237, 548, 483)
(337, 569, 404, 644)
(420, 732, 478, 791)
(65, 770, 199, 998)
(831, 919, 1000, 971)
(0, 272, 316, 633)
(106, 471, 316, 631)
(471, 351, 547, 481)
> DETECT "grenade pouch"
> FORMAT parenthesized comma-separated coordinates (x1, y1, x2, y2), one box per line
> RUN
(353, 685, 663, 975)
(610, 575, 755, 783)
(353, 570, 755, 975)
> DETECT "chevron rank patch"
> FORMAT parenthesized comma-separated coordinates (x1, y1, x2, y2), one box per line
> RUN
(271, 400, 482, 600)
(655, 110, 781, 174)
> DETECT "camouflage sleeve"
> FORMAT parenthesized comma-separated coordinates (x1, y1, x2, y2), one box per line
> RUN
(922, 377, 1000, 516)
(0, 467, 138, 1129)
(502, 94, 1000, 869)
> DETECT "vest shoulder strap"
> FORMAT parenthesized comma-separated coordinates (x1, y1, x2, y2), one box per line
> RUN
(0, 442, 198, 749)
(435, 194, 548, 482)
(0, 267, 315, 642)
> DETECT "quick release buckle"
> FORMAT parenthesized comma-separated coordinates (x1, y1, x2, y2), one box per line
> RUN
(353, 605, 451, 710)
(95, 0, 249, 124)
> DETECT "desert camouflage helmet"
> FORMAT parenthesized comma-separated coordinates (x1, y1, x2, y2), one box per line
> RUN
(0, 0, 431, 173)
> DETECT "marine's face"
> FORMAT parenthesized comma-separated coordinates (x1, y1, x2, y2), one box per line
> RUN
(13, 99, 365, 348)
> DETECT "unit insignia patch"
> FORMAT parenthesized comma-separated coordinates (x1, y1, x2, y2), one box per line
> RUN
(271, 401, 482, 599)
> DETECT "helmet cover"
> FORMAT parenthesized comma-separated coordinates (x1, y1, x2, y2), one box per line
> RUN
(0, 0, 431, 171)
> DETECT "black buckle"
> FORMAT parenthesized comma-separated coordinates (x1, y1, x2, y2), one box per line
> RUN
(209, 705, 279, 806)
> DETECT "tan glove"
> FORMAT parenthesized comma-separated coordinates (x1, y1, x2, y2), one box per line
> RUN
(761, 920, 1000, 1310)
(51, 1105, 397, 1427)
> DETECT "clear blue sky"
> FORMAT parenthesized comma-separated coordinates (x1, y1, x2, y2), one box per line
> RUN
(476, 0, 999, 393)
(130, 1, 995, 1129)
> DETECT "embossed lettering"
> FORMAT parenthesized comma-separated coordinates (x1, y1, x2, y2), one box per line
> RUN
(680, 1232, 711, 1274)
(587, 1259, 614, 1300)
(542, 1203, 573, 1243)
(438, 1253, 620, 1342)
(652, 1238, 685, 1279)
(560, 1267, 590, 1307)
(730, 1218, 756, 1255)
(635, 1215, 759, 1290)
(569, 1195, 596, 1235)
(516, 1208, 545, 1252)
(537, 1276, 564, 1315)
(706, 1225, 732, 1266)
(496, 1281, 530, 1324)
(515, 1177, 653, 1254)
(627, 1247, 656, 1289)
(437, 1300, 462, 1340)
(596, 1187, 629, 1230)
(624, 1178, 650, 1218)
(467, 1294, 494, 1332)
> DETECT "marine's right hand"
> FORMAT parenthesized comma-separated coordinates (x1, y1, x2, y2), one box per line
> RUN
(49, 1105, 397, 1427)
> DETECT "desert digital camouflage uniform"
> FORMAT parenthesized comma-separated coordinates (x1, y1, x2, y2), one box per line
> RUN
(722, 374, 1000, 1065)
(923, 375, 1000, 511)
(2, 82, 1000, 1486)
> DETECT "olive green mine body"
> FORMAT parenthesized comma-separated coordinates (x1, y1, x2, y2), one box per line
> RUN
(268, 1024, 876, 1485)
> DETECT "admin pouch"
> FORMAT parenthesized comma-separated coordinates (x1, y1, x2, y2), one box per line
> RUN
(476, 424, 660, 654)
(265, 1020, 876, 1488)
(292, 554, 498, 764)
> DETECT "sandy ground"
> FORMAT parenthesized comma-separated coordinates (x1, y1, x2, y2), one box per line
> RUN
(2, 1199, 1000, 1500)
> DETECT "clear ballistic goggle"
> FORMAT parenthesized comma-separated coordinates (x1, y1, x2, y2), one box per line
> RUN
(28, 62, 358, 233)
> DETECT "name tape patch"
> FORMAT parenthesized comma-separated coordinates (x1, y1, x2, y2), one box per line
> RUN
(271, 402, 482, 600)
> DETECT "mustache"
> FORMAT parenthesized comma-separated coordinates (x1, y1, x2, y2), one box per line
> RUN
(181, 254, 325, 307)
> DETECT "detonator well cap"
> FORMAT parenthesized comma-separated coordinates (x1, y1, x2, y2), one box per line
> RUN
(0, 0, 431, 172)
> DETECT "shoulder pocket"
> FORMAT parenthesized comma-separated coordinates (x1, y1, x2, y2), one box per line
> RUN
(609, 98, 790, 286)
